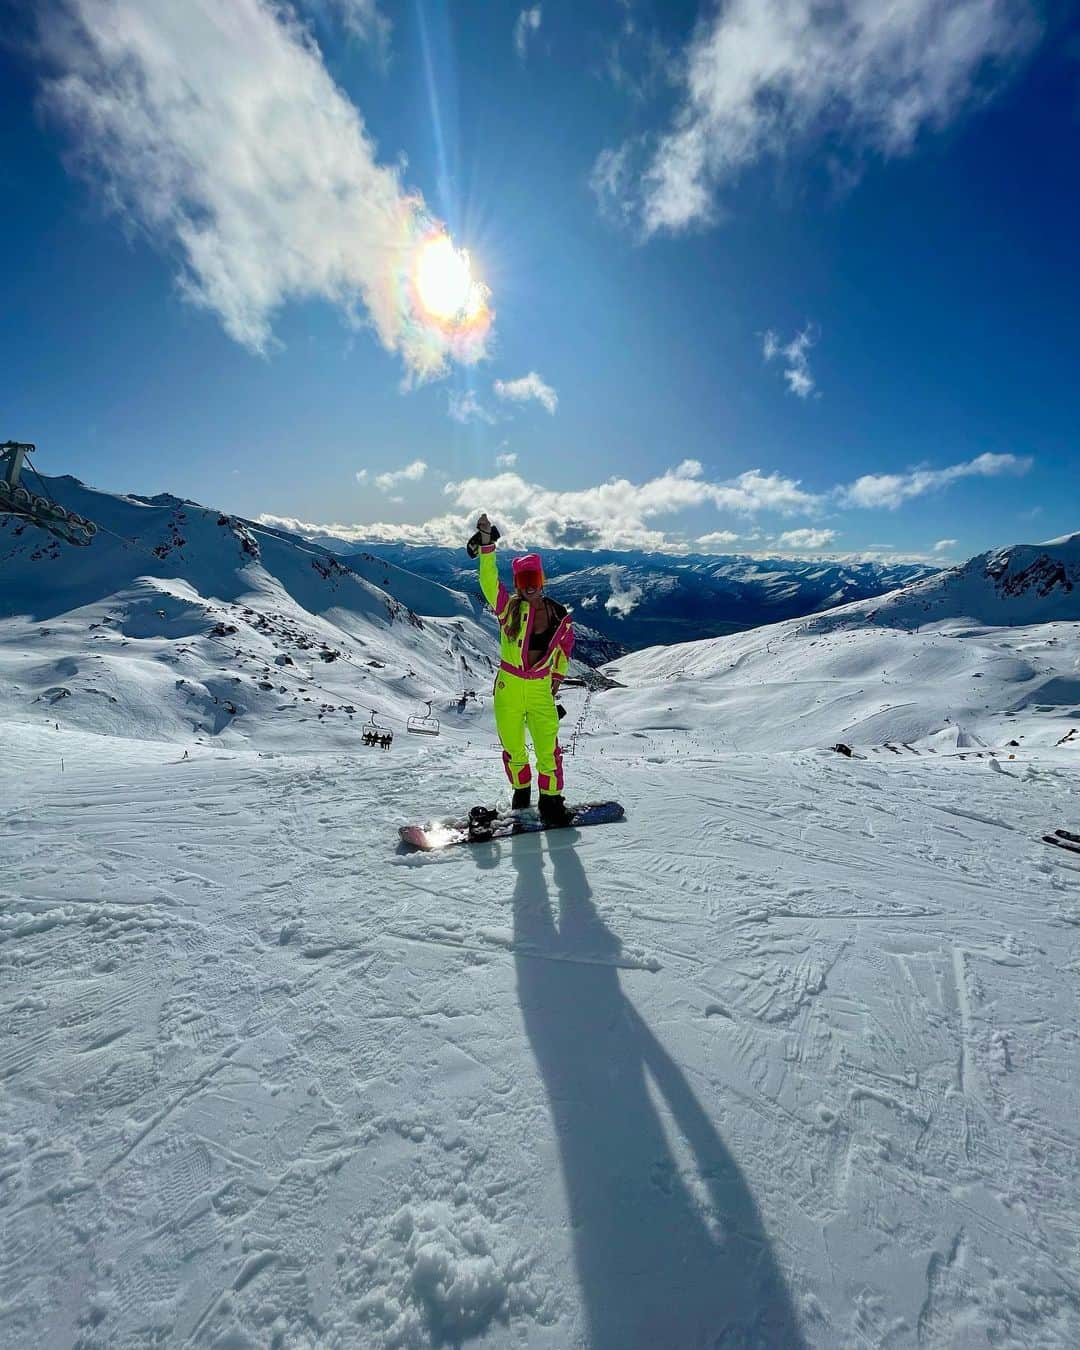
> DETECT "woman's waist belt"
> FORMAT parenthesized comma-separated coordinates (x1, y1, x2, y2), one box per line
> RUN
(499, 660, 550, 680)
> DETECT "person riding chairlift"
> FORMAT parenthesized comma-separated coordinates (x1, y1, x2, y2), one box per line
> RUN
(468, 513, 574, 827)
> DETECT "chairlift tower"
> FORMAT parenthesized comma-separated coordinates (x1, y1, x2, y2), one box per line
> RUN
(0, 441, 98, 545)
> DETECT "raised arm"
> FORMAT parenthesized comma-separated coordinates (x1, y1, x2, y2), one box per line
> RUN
(471, 513, 509, 619)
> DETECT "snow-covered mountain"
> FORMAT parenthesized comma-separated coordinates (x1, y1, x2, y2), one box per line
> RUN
(346, 542, 938, 653)
(605, 532, 1080, 753)
(0, 475, 610, 747)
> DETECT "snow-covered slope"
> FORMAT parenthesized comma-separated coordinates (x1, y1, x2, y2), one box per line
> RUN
(3, 512, 1079, 1349)
(0, 476, 538, 747)
(605, 534, 1080, 754)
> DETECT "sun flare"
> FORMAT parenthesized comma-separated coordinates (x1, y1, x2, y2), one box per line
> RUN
(397, 221, 493, 371)
(415, 234, 478, 320)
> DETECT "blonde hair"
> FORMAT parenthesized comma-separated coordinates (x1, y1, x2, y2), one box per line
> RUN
(504, 594, 525, 640)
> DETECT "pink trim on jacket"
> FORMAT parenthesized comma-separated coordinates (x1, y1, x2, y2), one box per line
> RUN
(498, 660, 550, 680)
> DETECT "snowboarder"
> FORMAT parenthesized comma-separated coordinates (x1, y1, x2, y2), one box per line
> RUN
(469, 513, 574, 826)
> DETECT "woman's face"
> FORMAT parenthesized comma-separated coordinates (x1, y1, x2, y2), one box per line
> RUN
(515, 567, 543, 601)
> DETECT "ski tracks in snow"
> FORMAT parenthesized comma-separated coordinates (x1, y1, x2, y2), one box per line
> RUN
(1, 734, 1079, 1347)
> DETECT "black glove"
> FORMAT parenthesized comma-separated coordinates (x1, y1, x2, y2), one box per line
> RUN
(466, 522, 500, 558)
(556, 703, 566, 720)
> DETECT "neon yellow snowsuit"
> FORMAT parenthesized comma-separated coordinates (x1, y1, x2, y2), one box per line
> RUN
(479, 545, 574, 796)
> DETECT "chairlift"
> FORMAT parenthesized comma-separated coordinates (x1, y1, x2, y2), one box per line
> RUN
(362, 709, 393, 749)
(406, 699, 440, 737)
(0, 442, 97, 547)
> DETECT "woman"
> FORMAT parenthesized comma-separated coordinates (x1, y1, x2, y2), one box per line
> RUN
(469, 513, 575, 825)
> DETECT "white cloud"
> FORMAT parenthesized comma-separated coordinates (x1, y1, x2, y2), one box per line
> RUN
(933, 538, 958, 552)
(514, 6, 542, 60)
(355, 469, 368, 483)
(494, 372, 558, 414)
(258, 450, 1020, 554)
(696, 530, 741, 551)
(763, 324, 818, 398)
(260, 460, 818, 552)
(40, 0, 491, 379)
(448, 390, 496, 424)
(495, 450, 518, 468)
(774, 527, 838, 550)
(589, 142, 637, 222)
(442, 461, 821, 551)
(839, 452, 1032, 510)
(600, 0, 1039, 235)
(325, 0, 389, 49)
(374, 459, 427, 492)
(603, 5, 677, 105)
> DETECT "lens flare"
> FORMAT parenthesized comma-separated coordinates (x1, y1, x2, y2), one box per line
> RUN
(394, 221, 492, 378)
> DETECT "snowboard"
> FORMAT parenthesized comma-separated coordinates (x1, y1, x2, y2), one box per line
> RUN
(399, 801, 625, 852)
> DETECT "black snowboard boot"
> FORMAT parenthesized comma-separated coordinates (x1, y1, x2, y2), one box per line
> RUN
(511, 786, 532, 811)
(538, 793, 573, 828)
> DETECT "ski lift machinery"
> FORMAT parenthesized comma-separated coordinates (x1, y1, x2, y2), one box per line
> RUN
(0, 442, 98, 546)
(407, 699, 440, 737)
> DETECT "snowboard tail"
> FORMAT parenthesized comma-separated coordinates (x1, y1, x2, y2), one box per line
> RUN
(399, 801, 625, 851)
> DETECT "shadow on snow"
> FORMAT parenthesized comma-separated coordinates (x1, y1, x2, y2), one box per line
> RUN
(506, 836, 806, 1350)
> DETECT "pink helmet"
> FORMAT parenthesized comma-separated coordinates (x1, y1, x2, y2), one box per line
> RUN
(512, 553, 544, 590)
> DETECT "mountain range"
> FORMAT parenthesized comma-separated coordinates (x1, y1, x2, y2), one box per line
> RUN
(1, 473, 1075, 757)
(340, 542, 939, 654)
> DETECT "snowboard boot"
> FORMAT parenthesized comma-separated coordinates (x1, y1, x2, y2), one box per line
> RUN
(511, 786, 532, 811)
(538, 793, 573, 828)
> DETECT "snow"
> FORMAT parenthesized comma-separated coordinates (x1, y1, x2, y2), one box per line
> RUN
(2, 494, 1080, 1347)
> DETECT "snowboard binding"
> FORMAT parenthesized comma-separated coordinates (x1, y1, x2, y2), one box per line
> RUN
(468, 805, 500, 840)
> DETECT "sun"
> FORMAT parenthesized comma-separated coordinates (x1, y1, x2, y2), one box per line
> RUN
(414, 233, 479, 321)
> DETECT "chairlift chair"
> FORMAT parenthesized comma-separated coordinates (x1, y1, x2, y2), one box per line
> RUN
(406, 699, 440, 737)
(363, 709, 392, 748)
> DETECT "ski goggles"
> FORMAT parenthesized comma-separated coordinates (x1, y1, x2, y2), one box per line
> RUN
(512, 553, 545, 591)
(514, 567, 544, 591)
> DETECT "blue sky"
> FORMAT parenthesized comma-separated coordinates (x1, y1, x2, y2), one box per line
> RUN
(3, 0, 1078, 562)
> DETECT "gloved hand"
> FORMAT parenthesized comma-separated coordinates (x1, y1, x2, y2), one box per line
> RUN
(466, 513, 501, 558)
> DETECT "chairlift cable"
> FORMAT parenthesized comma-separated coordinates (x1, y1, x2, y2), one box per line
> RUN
(24, 456, 169, 564)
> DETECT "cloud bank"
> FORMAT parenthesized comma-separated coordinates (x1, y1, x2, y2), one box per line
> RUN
(258, 451, 1032, 556)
